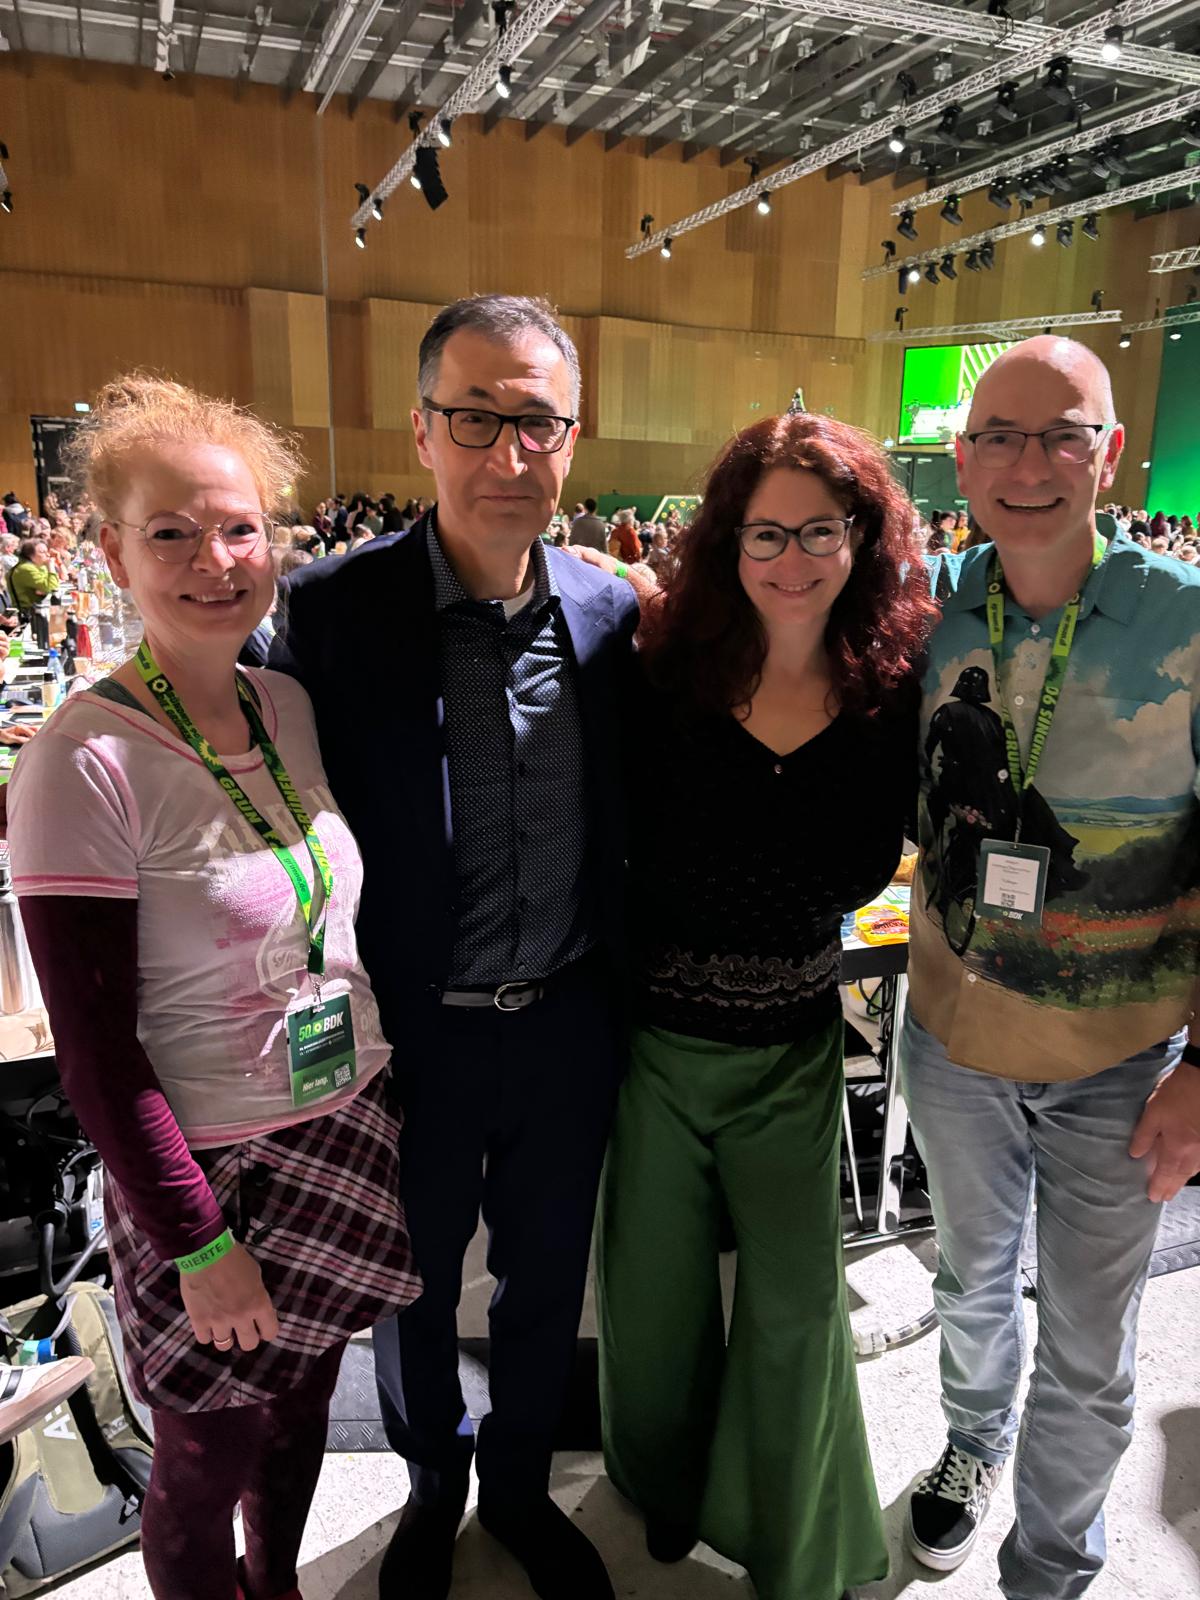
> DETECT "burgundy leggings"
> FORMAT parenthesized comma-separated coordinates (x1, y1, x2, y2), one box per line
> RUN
(140, 1340, 347, 1600)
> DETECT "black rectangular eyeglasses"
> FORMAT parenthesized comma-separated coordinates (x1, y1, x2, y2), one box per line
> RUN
(421, 398, 576, 455)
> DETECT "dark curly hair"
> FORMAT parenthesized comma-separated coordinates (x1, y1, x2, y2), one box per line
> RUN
(639, 412, 938, 718)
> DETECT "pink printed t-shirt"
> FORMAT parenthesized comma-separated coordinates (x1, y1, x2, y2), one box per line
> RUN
(7, 668, 391, 1146)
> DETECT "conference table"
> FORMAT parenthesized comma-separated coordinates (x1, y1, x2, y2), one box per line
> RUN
(839, 883, 933, 1248)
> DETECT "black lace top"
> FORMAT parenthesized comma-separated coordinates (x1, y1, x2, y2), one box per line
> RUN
(628, 686, 918, 1046)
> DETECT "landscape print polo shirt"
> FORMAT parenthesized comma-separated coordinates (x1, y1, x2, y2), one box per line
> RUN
(910, 533, 1200, 1081)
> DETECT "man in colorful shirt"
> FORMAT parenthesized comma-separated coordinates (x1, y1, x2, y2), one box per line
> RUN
(901, 337, 1200, 1598)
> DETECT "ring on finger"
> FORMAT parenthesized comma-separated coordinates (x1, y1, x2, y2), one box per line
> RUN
(213, 1336, 235, 1351)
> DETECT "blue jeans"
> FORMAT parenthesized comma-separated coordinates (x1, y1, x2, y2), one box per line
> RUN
(899, 1012, 1182, 1600)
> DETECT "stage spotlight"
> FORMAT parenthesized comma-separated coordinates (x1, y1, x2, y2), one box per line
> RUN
(1101, 25, 1124, 64)
(888, 126, 907, 155)
(355, 182, 371, 206)
(1118, 331, 1131, 348)
(1087, 147, 1113, 180)
(1104, 138, 1132, 176)
(1044, 57, 1073, 108)
(746, 157, 762, 181)
(965, 249, 981, 272)
(1031, 224, 1047, 247)
(1185, 115, 1200, 149)
(931, 105, 962, 145)
(898, 267, 910, 296)
(1170, 329, 1183, 341)
(907, 266, 921, 284)
(370, 195, 383, 220)
(940, 195, 963, 226)
(1082, 213, 1099, 240)
(882, 239, 897, 262)
(940, 253, 958, 280)
(0, 142, 8, 160)
(437, 119, 453, 148)
(496, 63, 512, 98)
(980, 241, 996, 269)
(1014, 174, 1039, 205)
(894, 308, 907, 329)
(1033, 169, 1058, 197)
(660, 236, 672, 259)
(1091, 289, 1105, 311)
(1049, 155, 1074, 193)
(995, 81, 1020, 123)
(408, 111, 423, 134)
(925, 262, 940, 285)
(640, 213, 654, 238)
(410, 173, 422, 190)
(988, 180, 1012, 211)
(898, 209, 918, 241)
(0, 189, 10, 215)
(756, 190, 771, 216)
(895, 70, 918, 102)
(354, 227, 366, 249)
(1057, 221, 1074, 248)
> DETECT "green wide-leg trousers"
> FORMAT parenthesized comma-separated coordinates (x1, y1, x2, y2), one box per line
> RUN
(596, 1019, 888, 1600)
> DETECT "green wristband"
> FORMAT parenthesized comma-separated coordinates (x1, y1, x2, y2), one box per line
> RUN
(176, 1229, 235, 1275)
(614, 562, 630, 581)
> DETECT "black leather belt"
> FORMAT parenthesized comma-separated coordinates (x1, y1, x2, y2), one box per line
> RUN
(440, 980, 546, 1013)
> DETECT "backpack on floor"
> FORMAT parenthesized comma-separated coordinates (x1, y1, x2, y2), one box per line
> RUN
(0, 1280, 154, 1595)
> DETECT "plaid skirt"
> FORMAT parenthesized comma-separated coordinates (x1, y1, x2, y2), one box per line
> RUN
(104, 1070, 421, 1413)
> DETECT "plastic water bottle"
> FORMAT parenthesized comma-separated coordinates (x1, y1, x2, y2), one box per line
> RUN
(48, 648, 64, 693)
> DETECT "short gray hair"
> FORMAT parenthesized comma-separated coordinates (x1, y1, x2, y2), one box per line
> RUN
(417, 294, 581, 418)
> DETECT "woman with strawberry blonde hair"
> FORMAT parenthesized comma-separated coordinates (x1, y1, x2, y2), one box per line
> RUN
(8, 374, 419, 1600)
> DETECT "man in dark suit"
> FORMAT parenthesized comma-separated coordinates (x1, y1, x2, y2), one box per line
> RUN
(569, 497, 608, 553)
(270, 294, 636, 1600)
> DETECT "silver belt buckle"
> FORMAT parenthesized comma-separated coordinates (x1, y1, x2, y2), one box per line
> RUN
(494, 981, 534, 1012)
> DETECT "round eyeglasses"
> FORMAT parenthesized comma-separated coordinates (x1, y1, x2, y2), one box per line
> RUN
(963, 424, 1111, 471)
(421, 398, 575, 455)
(113, 512, 274, 564)
(736, 516, 854, 561)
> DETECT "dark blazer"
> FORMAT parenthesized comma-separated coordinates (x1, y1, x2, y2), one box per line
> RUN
(268, 511, 638, 1056)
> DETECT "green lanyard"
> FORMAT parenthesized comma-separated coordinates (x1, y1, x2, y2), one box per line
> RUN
(135, 643, 333, 984)
(984, 532, 1106, 836)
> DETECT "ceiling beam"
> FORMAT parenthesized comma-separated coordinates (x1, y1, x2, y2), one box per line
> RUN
(709, 0, 1200, 168)
(627, 0, 1187, 260)
(187, 2, 206, 73)
(482, 0, 621, 135)
(316, 0, 388, 111)
(301, 0, 364, 95)
(420, 0, 488, 105)
(7, 0, 25, 54)
(562, 7, 740, 148)
(282, 0, 333, 99)
(347, 0, 423, 112)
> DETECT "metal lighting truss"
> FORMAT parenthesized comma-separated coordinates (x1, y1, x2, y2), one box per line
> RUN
(1149, 245, 1200, 272)
(893, 88, 1200, 218)
(626, 0, 1179, 260)
(862, 163, 1200, 278)
(868, 309, 1124, 342)
(1122, 305, 1200, 332)
(778, 0, 1200, 87)
(350, 0, 569, 231)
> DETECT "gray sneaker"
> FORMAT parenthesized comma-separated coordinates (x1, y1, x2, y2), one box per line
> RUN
(907, 1441, 1004, 1571)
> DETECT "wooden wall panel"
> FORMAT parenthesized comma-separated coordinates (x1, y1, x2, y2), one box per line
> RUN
(1, 53, 1194, 514)
(0, 271, 249, 412)
(0, 59, 321, 294)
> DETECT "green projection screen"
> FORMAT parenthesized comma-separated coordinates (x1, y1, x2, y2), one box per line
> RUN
(1147, 307, 1200, 517)
(898, 342, 1014, 444)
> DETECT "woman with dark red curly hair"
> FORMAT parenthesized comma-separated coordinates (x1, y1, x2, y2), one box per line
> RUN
(595, 412, 937, 1600)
